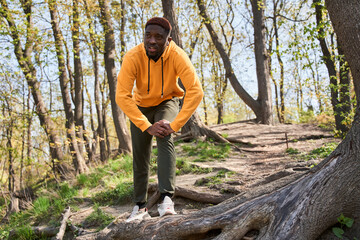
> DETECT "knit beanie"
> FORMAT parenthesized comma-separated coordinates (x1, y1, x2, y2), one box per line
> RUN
(145, 17, 172, 33)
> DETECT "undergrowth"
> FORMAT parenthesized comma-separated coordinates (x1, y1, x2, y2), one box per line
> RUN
(285, 142, 339, 161)
(195, 169, 236, 187)
(0, 154, 134, 239)
(180, 140, 231, 162)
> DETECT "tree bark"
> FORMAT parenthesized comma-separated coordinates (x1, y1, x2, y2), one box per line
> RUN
(72, 0, 85, 156)
(55, 207, 71, 240)
(161, 0, 182, 48)
(76, 2, 360, 238)
(99, 0, 131, 155)
(251, 0, 273, 124)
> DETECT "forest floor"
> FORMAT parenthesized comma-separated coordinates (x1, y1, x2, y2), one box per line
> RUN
(69, 121, 341, 237)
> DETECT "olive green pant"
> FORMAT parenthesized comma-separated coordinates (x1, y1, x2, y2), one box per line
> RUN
(130, 98, 179, 204)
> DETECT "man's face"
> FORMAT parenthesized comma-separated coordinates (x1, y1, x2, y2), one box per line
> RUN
(144, 24, 170, 59)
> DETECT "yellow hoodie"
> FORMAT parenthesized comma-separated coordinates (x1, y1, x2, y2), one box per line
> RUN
(116, 41, 203, 132)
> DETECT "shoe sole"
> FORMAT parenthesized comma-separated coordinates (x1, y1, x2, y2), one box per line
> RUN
(160, 210, 177, 217)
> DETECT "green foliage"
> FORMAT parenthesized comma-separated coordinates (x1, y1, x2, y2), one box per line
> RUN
(176, 158, 212, 175)
(308, 142, 338, 159)
(182, 140, 231, 162)
(92, 181, 133, 205)
(77, 154, 133, 189)
(195, 170, 236, 187)
(31, 196, 50, 219)
(77, 172, 102, 188)
(332, 214, 354, 239)
(9, 225, 36, 240)
(0, 227, 9, 240)
(58, 182, 78, 200)
(299, 110, 316, 124)
(286, 148, 300, 154)
(83, 203, 114, 231)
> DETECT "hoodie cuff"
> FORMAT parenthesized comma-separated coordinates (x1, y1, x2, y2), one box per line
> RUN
(139, 121, 152, 132)
(170, 122, 180, 133)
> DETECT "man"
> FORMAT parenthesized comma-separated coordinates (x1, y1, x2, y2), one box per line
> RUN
(116, 17, 203, 222)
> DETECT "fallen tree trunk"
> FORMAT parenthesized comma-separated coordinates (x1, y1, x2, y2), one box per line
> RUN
(146, 184, 233, 210)
(55, 207, 71, 240)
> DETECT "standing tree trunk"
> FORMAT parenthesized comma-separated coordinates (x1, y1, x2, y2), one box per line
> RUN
(99, 0, 131, 155)
(48, 0, 88, 174)
(0, 0, 67, 177)
(313, 0, 352, 136)
(271, 0, 285, 123)
(196, 0, 273, 124)
(76, 1, 360, 239)
(251, 0, 273, 124)
(326, 2, 360, 104)
(72, 0, 86, 157)
(7, 125, 19, 215)
(2, 99, 20, 215)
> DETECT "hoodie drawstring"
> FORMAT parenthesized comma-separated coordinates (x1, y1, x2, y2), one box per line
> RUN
(161, 57, 164, 98)
(147, 57, 164, 98)
(147, 58, 150, 94)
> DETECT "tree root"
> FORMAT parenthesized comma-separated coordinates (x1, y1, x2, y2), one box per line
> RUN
(146, 183, 233, 210)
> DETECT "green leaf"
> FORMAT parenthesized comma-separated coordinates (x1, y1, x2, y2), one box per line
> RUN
(337, 214, 354, 228)
(332, 227, 344, 239)
(343, 217, 354, 228)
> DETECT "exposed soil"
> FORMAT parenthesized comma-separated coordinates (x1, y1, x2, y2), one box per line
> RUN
(69, 121, 340, 236)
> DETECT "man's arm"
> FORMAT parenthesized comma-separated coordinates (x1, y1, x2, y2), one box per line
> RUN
(169, 50, 204, 132)
(116, 55, 152, 132)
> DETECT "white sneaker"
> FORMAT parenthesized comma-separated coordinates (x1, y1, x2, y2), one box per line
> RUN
(158, 196, 177, 217)
(126, 205, 151, 222)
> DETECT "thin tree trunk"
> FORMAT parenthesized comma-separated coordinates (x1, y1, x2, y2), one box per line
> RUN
(84, 0, 107, 162)
(199, 46, 208, 125)
(26, 88, 33, 184)
(272, 0, 285, 122)
(6, 115, 19, 214)
(72, 0, 85, 157)
(268, 35, 281, 122)
(102, 90, 111, 157)
(119, 0, 126, 61)
(99, 0, 132, 155)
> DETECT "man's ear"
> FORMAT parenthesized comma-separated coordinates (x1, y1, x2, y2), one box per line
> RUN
(168, 37, 172, 43)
